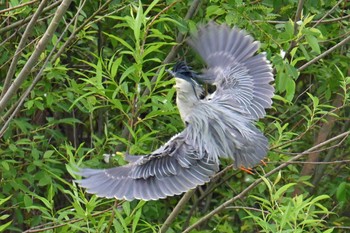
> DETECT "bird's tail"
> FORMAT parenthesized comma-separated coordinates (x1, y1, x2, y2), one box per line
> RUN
(230, 124, 268, 168)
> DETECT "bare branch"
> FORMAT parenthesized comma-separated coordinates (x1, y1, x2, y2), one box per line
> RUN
(0, 0, 39, 14)
(226, 206, 270, 215)
(312, 0, 345, 28)
(298, 34, 350, 71)
(269, 160, 350, 165)
(253, 14, 350, 24)
(160, 189, 195, 233)
(284, 0, 305, 60)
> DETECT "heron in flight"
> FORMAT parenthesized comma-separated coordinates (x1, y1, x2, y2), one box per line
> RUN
(75, 23, 274, 201)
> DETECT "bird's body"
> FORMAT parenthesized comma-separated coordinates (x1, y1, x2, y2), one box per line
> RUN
(75, 23, 274, 201)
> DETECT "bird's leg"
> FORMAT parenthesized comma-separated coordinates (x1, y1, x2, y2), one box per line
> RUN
(239, 165, 254, 174)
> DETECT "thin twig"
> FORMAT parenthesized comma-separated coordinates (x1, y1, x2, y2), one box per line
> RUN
(182, 131, 350, 233)
(312, 0, 345, 29)
(253, 14, 350, 25)
(312, 120, 350, 187)
(0, 0, 39, 14)
(298, 34, 350, 71)
(268, 160, 350, 165)
(226, 206, 270, 215)
(106, 199, 118, 233)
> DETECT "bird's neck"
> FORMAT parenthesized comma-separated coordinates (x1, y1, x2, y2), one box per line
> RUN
(176, 90, 199, 124)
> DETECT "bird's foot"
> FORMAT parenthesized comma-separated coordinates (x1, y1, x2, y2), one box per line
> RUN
(239, 166, 254, 174)
(260, 159, 267, 166)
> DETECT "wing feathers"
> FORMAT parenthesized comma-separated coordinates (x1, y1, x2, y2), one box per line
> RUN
(76, 133, 218, 201)
(189, 23, 274, 119)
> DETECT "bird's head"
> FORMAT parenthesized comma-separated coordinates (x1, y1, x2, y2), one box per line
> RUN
(167, 61, 203, 97)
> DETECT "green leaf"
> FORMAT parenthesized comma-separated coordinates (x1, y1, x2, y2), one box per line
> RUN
(115, 209, 128, 232)
(122, 201, 131, 216)
(1, 161, 9, 171)
(23, 195, 33, 207)
(0, 196, 12, 206)
(104, 32, 135, 52)
(284, 20, 294, 39)
(132, 207, 142, 233)
(144, 0, 160, 15)
(273, 170, 282, 185)
(274, 183, 296, 200)
(323, 228, 334, 233)
(111, 56, 123, 79)
(0, 214, 10, 220)
(336, 182, 348, 202)
(285, 76, 296, 101)
(206, 5, 226, 18)
(0, 220, 12, 232)
(43, 150, 54, 159)
(306, 35, 321, 54)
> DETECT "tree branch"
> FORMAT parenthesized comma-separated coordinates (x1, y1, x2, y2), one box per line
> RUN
(0, 0, 86, 137)
(1, 0, 48, 99)
(298, 34, 350, 71)
(160, 189, 195, 233)
(253, 14, 350, 24)
(0, 0, 73, 113)
(0, 0, 39, 14)
(0, 1, 62, 35)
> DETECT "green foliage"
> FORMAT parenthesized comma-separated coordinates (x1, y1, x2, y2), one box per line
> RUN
(246, 174, 333, 232)
(1, 0, 350, 232)
(0, 196, 13, 232)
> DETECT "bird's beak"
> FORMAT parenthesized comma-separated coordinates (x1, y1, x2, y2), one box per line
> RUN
(166, 69, 175, 77)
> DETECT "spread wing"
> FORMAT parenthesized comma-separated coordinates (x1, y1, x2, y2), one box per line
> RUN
(75, 130, 218, 201)
(188, 22, 274, 119)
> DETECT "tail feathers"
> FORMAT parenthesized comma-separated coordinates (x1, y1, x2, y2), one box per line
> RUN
(231, 125, 268, 168)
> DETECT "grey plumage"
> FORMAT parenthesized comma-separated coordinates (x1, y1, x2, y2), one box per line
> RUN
(75, 23, 274, 201)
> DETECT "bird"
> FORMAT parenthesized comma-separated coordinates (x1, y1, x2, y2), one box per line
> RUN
(75, 22, 274, 201)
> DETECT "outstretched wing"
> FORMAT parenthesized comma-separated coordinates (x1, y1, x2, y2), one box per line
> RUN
(188, 22, 274, 119)
(75, 130, 218, 201)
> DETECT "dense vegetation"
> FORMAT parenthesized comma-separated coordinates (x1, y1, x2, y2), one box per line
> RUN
(0, 0, 349, 232)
